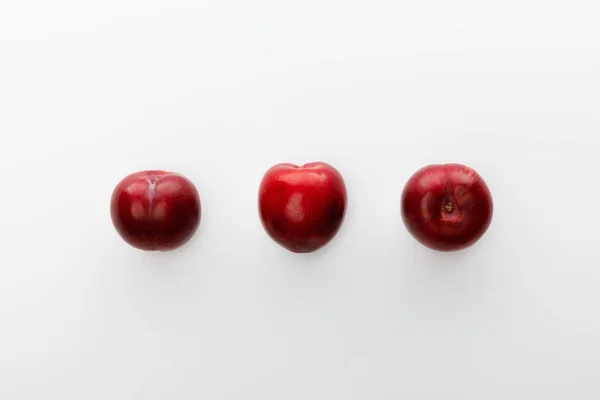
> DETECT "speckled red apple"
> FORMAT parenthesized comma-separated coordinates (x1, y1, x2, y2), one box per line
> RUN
(401, 163, 493, 251)
(110, 170, 201, 251)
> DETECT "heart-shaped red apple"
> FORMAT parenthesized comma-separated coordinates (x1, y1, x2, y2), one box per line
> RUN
(110, 170, 201, 251)
(258, 162, 347, 253)
(401, 163, 493, 251)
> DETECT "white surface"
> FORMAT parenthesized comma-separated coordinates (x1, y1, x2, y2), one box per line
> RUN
(1, 1, 600, 399)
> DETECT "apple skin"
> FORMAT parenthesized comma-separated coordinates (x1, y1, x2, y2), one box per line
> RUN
(110, 170, 201, 251)
(258, 162, 347, 253)
(401, 163, 493, 251)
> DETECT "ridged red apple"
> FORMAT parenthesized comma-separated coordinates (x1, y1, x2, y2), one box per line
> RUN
(258, 162, 347, 253)
(401, 163, 493, 251)
(110, 170, 201, 251)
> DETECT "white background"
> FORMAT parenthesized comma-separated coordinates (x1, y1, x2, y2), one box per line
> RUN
(1, 0, 599, 399)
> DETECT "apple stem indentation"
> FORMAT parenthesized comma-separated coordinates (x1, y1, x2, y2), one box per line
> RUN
(444, 202, 454, 213)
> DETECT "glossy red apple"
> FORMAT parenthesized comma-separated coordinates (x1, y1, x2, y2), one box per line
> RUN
(110, 170, 201, 251)
(258, 162, 347, 253)
(401, 163, 493, 251)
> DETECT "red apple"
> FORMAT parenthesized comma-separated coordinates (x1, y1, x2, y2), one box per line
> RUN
(258, 162, 347, 253)
(110, 170, 201, 251)
(401, 163, 493, 251)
